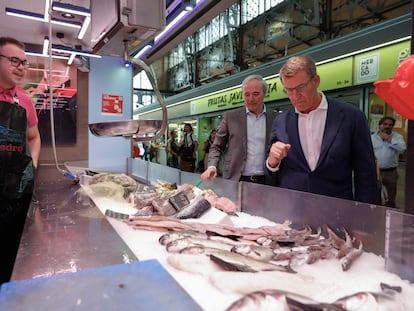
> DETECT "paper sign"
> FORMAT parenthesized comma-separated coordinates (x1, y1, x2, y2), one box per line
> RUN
(102, 94, 123, 115)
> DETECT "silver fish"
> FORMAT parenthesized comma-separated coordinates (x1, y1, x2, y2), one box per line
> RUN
(334, 290, 404, 311)
(340, 241, 363, 271)
(231, 244, 275, 262)
(225, 289, 291, 311)
(173, 195, 211, 219)
(226, 289, 346, 311)
(207, 248, 295, 273)
(165, 236, 235, 253)
(158, 230, 207, 245)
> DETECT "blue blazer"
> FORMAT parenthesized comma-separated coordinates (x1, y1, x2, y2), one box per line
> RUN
(266, 97, 378, 204)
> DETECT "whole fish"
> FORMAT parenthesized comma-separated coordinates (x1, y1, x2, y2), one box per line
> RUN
(207, 248, 296, 273)
(165, 236, 236, 253)
(340, 241, 363, 271)
(226, 289, 346, 311)
(333, 290, 405, 311)
(231, 244, 275, 262)
(173, 195, 211, 219)
(158, 230, 207, 245)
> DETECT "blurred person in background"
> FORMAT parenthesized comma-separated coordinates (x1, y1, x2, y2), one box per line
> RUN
(179, 123, 198, 172)
(202, 129, 216, 173)
(371, 116, 406, 207)
(167, 129, 179, 168)
(0, 37, 41, 284)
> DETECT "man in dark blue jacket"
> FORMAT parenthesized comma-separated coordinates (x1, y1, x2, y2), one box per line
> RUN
(266, 55, 378, 204)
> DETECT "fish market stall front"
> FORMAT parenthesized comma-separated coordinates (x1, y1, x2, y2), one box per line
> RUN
(1, 158, 414, 310)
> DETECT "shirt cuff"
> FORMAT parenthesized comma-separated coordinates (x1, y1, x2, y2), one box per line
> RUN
(266, 158, 280, 172)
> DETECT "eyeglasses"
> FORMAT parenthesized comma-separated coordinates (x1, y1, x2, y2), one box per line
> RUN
(0, 54, 30, 69)
(283, 78, 313, 95)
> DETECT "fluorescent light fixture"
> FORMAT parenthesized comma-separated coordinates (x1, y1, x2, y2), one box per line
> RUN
(51, 20, 81, 29)
(67, 53, 76, 65)
(78, 15, 90, 39)
(52, 2, 91, 17)
(51, 45, 101, 58)
(134, 44, 153, 59)
(43, 37, 49, 55)
(44, 0, 50, 20)
(154, 9, 191, 43)
(26, 51, 69, 60)
(5, 6, 81, 29)
(6, 2, 90, 39)
(5, 7, 45, 22)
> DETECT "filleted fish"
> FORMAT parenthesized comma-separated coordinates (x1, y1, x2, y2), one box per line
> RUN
(173, 195, 212, 219)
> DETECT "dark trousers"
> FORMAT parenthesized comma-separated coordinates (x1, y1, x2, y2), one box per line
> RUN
(380, 169, 398, 208)
(0, 194, 32, 285)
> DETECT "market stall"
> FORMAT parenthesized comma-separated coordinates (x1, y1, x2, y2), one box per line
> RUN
(1, 158, 414, 310)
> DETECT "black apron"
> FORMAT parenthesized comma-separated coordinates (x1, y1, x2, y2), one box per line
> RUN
(0, 96, 35, 199)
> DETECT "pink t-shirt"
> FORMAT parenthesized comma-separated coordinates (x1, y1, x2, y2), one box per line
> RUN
(0, 86, 38, 128)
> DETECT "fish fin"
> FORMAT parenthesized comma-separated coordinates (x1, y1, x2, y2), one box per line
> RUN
(209, 254, 257, 272)
(206, 230, 241, 241)
(380, 282, 403, 293)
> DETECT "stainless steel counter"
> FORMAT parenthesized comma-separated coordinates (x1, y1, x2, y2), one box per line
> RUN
(11, 166, 138, 281)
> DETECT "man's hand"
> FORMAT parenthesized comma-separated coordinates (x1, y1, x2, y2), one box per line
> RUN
(379, 131, 391, 142)
(201, 167, 217, 181)
(268, 142, 291, 168)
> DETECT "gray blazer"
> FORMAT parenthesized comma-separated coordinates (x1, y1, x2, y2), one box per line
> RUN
(208, 106, 273, 181)
(266, 97, 378, 204)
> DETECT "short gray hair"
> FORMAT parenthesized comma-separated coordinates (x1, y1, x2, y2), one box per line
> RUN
(242, 74, 267, 93)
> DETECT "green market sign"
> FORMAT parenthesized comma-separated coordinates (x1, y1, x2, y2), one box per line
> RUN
(190, 39, 410, 115)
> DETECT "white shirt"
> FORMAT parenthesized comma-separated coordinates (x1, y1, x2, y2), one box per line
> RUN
(371, 131, 406, 169)
(296, 93, 328, 171)
(266, 92, 328, 172)
(243, 106, 266, 176)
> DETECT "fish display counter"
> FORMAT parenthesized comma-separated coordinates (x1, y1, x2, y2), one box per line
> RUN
(2, 158, 414, 310)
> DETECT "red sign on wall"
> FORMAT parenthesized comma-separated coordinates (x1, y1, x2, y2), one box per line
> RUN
(102, 94, 123, 115)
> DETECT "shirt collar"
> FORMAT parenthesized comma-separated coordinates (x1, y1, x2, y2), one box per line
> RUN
(295, 92, 328, 115)
(245, 104, 266, 117)
(0, 86, 17, 100)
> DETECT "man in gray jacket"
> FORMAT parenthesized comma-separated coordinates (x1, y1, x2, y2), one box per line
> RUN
(201, 75, 274, 185)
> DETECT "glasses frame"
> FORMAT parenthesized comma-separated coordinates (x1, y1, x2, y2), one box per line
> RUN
(283, 77, 314, 95)
(0, 54, 30, 69)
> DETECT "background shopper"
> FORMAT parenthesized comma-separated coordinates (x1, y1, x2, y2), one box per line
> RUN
(202, 129, 216, 173)
(179, 123, 198, 172)
(167, 129, 179, 168)
(371, 116, 406, 207)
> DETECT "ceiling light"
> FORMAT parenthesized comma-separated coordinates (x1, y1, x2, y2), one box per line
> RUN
(51, 45, 102, 58)
(134, 44, 153, 59)
(78, 15, 91, 39)
(51, 2, 91, 17)
(5, 7, 44, 22)
(67, 53, 76, 65)
(43, 37, 50, 55)
(61, 13, 75, 19)
(155, 9, 191, 43)
(25, 51, 69, 60)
